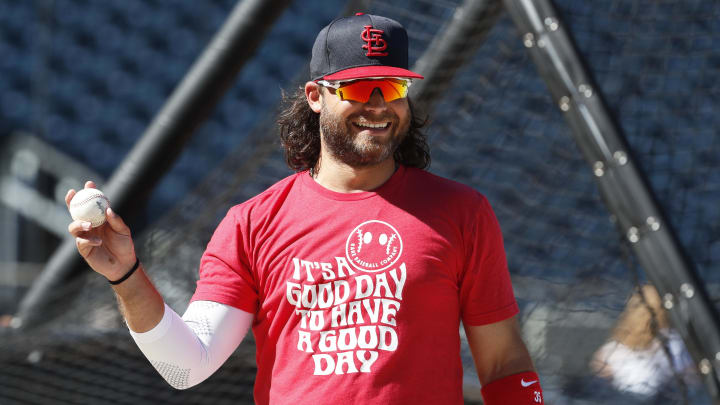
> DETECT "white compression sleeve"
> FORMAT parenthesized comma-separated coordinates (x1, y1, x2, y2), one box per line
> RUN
(128, 300, 253, 389)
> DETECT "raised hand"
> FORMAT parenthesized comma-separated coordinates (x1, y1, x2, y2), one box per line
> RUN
(66, 181, 137, 282)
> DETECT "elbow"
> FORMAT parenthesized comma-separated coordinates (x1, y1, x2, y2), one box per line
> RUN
(167, 380, 193, 391)
(152, 360, 205, 390)
(165, 375, 200, 391)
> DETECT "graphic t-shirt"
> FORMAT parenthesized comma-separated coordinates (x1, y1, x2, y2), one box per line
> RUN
(191, 165, 518, 405)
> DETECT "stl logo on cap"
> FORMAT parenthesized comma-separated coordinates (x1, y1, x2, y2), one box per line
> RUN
(361, 25, 388, 57)
(346, 220, 403, 272)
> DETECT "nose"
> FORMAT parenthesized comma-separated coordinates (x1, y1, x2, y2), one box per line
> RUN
(365, 88, 387, 110)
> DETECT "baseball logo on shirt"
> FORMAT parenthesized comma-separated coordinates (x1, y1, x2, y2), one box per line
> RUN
(286, 220, 407, 376)
(345, 220, 403, 273)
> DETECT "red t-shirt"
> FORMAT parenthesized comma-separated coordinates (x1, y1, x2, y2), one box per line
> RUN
(191, 165, 518, 405)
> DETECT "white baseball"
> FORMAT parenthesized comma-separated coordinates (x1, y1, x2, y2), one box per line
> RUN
(69, 188, 110, 228)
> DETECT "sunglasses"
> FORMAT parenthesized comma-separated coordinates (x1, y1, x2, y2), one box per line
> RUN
(318, 78, 412, 103)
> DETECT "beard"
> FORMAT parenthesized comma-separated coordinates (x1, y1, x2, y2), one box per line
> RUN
(319, 102, 409, 168)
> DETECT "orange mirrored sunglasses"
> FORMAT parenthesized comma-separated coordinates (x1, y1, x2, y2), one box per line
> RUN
(318, 78, 411, 103)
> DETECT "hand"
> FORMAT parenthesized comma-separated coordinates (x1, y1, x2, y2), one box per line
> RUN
(66, 181, 137, 281)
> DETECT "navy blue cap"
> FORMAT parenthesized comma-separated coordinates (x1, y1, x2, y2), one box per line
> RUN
(310, 13, 424, 82)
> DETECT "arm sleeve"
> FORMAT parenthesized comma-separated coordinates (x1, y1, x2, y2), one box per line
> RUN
(129, 300, 253, 390)
(460, 194, 519, 325)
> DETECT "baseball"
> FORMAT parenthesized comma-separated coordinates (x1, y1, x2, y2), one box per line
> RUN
(69, 188, 110, 228)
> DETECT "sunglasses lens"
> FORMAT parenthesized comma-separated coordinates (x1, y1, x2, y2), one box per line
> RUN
(336, 79, 408, 103)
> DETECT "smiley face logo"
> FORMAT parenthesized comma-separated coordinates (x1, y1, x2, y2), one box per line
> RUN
(345, 220, 403, 272)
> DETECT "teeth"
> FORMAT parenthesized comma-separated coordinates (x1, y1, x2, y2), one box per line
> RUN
(355, 122, 389, 129)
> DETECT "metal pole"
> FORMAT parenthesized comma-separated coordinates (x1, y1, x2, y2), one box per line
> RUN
(503, 0, 720, 401)
(14, 0, 293, 328)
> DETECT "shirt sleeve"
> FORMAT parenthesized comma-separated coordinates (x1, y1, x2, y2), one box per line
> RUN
(459, 194, 519, 326)
(191, 207, 259, 314)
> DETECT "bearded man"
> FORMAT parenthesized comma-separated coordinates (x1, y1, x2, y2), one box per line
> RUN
(66, 13, 543, 405)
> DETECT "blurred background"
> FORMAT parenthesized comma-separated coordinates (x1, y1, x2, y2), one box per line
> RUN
(0, 0, 718, 404)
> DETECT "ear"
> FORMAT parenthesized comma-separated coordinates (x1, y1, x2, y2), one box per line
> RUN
(305, 81, 323, 113)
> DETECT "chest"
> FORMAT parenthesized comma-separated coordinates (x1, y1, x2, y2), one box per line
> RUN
(250, 202, 466, 322)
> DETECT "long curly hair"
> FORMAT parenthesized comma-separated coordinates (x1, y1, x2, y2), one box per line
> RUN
(277, 86, 430, 172)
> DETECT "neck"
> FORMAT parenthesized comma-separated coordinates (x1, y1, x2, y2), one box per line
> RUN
(312, 153, 397, 193)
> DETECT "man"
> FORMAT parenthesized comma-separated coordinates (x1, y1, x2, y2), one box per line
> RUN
(67, 13, 543, 405)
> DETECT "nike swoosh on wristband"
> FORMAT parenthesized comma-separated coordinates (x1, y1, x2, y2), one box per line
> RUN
(521, 379, 538, 387)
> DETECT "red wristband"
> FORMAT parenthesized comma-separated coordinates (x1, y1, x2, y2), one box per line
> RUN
(481, 371, 544, 405)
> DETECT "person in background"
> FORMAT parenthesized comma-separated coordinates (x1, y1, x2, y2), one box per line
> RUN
(591, 284, 697, 398)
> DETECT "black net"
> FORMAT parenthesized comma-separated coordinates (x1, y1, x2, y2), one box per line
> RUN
(1, 0, 718, 404)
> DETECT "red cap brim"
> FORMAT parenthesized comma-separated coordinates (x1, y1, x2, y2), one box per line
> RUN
(323, 66, 424, 81)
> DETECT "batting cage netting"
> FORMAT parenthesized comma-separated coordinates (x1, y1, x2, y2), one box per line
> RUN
(0, 0, 718, 404)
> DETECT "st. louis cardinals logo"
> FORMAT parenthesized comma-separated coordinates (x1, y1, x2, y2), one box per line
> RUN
(361, 25, 388, 57)
(346, 220, 402, 272)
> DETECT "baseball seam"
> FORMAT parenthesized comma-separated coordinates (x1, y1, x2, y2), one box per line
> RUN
(70, 195, 109, 207)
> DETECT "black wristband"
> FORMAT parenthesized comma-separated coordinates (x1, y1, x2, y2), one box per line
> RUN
(108, 258, 140, 285)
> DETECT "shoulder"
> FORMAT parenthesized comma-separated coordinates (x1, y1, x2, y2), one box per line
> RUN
(403, 167, 490, 208)
(225, 171, 304, 220)
(400, 167, 500, 237)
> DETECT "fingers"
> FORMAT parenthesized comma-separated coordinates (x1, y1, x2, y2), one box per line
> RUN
(105, 207, 131, 235)
(75, 235, 102, 256)
(67, 181, 113, 259)
(65, 189, 76, 209)
(68, 220, 94, 237)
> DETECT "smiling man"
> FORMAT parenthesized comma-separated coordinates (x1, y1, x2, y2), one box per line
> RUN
(66, 13, 543, 405)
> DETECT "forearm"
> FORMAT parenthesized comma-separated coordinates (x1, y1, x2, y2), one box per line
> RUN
(478, 345, 543, 405)
(478, 344, 535, 384)
(129, 300, 253, 390)
(465, 318, 544, 404)
(465, 318, 535, 384)
(111, 263, 165, 333)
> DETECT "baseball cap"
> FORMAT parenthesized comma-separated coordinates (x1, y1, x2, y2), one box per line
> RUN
(310, 13, 424, 82)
